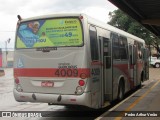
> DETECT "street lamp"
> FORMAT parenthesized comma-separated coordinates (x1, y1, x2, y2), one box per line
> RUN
(5, 38, 11, 67)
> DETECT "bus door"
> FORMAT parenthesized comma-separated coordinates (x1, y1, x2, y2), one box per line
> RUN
(99, 37, 112, 104)
(129, 44, 135, 88)
(133, 44, 138, 87)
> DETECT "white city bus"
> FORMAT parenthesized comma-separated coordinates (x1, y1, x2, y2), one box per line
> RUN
(13, 13, 149, 109)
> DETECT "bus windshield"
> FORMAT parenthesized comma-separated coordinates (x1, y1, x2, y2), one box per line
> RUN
(16, 18, 83, 48)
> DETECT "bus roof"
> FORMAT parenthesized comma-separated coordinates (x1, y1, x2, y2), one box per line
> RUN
(86, 15, 145, 43)
(19, 13, 82, 22)
(19, 13, 145, 43)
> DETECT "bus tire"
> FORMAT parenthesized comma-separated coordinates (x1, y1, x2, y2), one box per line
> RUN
(117, 80, 124, 101)
(139, 72, 144, 88)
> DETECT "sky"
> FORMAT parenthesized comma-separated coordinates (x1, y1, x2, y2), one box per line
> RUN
(0, 0, 117, 51)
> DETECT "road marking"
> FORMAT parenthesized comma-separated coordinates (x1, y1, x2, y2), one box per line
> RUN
(115, 79, 160, 120)
(95, 79, 160, 120)
(95, 89, 141, 120)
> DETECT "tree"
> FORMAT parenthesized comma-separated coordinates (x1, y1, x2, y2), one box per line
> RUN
(108, 9, 160, 56)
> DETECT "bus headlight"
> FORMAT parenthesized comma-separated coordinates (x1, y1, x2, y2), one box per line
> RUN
(75, 86, 83, 94)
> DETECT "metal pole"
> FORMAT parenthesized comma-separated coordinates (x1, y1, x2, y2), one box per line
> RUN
(5, 41, 7, 68)
(5, 38, 10, 68)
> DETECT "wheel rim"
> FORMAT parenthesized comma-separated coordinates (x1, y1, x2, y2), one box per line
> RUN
(156, 64, 160, 68)
(118, 85, 124, 100)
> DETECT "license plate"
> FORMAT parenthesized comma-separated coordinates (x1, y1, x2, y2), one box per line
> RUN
(41, 81, 53, 87)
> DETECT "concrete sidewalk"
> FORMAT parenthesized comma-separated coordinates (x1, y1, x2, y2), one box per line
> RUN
(98, 68, 160, 120)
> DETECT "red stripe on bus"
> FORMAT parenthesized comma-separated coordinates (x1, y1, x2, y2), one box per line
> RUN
(91, 61, 103, 66)
(130, 64, 134, 69)
(113, 64, 134, 88)
(137, 62, 143, 69)
(113, 64, 129, 77)
(14, 68, 90, 78)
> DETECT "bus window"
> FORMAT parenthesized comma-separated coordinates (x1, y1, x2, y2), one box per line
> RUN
(103, 38, 110, 56)
(103, 38, 111, 68)
(89, 26, 99, 60)
(137, 42, 143, 59)
(119, 36, 128, 60)
(129, 45, 133, 64)
(112, 33, 120, 60)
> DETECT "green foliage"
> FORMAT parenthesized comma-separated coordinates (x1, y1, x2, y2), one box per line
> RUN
(108, 9, 160, 54)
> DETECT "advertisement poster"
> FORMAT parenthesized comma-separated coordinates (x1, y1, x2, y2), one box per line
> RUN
(16, 18, 83, 48)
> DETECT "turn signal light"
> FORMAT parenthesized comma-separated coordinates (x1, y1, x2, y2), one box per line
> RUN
(15, 78, 20, 84)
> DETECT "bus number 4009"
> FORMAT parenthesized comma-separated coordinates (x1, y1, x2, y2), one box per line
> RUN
(55, 69, 78, 77)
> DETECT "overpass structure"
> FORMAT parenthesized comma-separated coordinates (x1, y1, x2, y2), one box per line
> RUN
(108, 0, 160, 37)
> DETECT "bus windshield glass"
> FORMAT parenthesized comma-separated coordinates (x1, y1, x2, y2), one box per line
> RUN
(16, 18, 83, 48)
